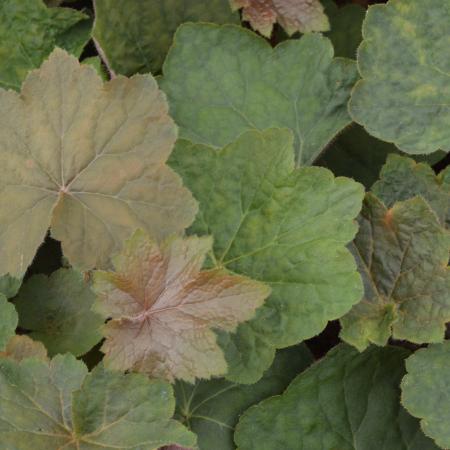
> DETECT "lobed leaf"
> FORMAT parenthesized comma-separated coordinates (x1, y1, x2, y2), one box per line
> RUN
(0, 295, 17, 351)
(340, 194, 450, 351)
(93, 230, 269, 383)
(160, 23, 358, 166)
(0, 335, 48, 362)
(0, 48, 197, 276)
(170, 128, 364, 383)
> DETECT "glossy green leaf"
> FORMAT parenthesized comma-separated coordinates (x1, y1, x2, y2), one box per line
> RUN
(175, 344, 313, 450)
(0, 354, 196, 449)
(350, 0, 450, 154)
(170, 129, 364, 383)
(0, 295, 17, 351)
(340, 194, 450, 351)
(14, 269, 103, 357)
(0, 48, 197, 276)
(0, 0, 91, 90)
(93, 0, 239, 76)
(161, 23, 358, 166)
(235, 345, 439, 450)
(401, 342, 450, 449)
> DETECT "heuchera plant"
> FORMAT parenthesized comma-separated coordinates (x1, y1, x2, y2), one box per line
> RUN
(0, 0, 449, 449)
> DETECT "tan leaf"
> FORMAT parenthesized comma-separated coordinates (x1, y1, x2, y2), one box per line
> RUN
(231, 0, 329, 37)
(0, 335, 48, 362)
(93, 230, 270, 382)
(0, 48, 197, 275)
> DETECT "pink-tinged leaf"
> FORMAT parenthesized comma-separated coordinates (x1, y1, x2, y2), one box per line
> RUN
(93, 230, 270, 382)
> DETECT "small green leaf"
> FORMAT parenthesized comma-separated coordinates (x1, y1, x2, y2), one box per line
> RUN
(0, 295, 17, 351)
(235, 345, 439, 450)
(161, 23, 358, 166)
(0, 274, 22, 298)
(401, 342, 450, 449)
(0, 0, 91, 90)
(170, 129, 364, 383)
(0, 354, 196, 449)
(14, 268, 103, 357)
(340, 194, 450, 351)
(175, 344, 313, 450)
(349, 0, 450, 154)
(93, 0, 239, 76)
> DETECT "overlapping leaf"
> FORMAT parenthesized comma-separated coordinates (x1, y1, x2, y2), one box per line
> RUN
(0, 335, 48, 362)
(93, 230, 269, 382)
(170, 129, 364, 383)
(401, 342, 450, 449)
(350, 0, 450, 154)
(0, 295, 17, 350)
(0, 354, 196, 449)
(340, 194, 450, 351)
(0, 48, 197, 276)
(0, 0, 91, 90)
(235, 345, 439, 450)
(230, 0, 329, 37)
(160, 23, 358, 166)
(14, 268, 103, 356)
(93, 0, 239, 76)
(175, 345, 313, 450)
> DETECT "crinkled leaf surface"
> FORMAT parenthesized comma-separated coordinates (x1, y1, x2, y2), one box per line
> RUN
(350, 0, 450, 154)
(340, 194, 450, 351)
(0, 335, 48, 362)
(93, 0, 239, 76)
(170, 129, 363, 383)
(0, 48, 197, 276)
(93, 230, 269, 383)
(401, 342, 450, 449)
(0, 295, 17, 351)
(0, 354, 196, 449)
(160, 23, 358, 166)
(0, 0, 91, 90)
(230, 0, 329, 37)
(175, 344, 313, 450)
(235, 345, 439, 450)
(14, 268, 103, 357)
(372, 154, 450, 227)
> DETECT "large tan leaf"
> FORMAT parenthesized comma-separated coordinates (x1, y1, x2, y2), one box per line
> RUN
(0, 48, 197, 275)
(93, 230, 270, 382)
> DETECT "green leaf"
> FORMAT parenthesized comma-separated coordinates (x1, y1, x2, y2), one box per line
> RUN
(170, 129, 364, 383)
(340, 194, 450, 351)
(372, 154, 450, 227)
(322, 0, 365, 58)
(175, 344, 313, 450)
(93, 0, 239, 76)
(349, 0, 450, 155)
(0, 48, 197, 276)
(82, 56, 108, 80)
(0, 295, 17, 351)
(235, 345, 439, 450)
(401, 342, 450, 449)
(14, 268, 103, 357)
(0, 354, 196, 449)
(0, 0, 91, 90)
(160, 23, 358, 166)
(0, 274, 22, 298)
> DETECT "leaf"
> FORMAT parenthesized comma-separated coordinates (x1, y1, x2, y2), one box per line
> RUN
(0, 335, 48, 362)
(401, 342, 450, 449)
(93, 230, 270, 383)
(0, 48, 197, 276)
(0, 354, 196, 449)
(160, 23, 358, 166)
(0, 274, 22, 298)
(174, 344, 313, 450)
(170, 129, 364, 383)
(14, 268, 103, 357)
(235, 345, 439, 450)
(230, 0, 329, 37)
(349, 0, 450, 155)
(0, 0, 91, 90)
(93, 0, 239, 76)
(0, 295, 17, 351)
(372, 154, 450, 227)
(340, 194, 450, 351)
